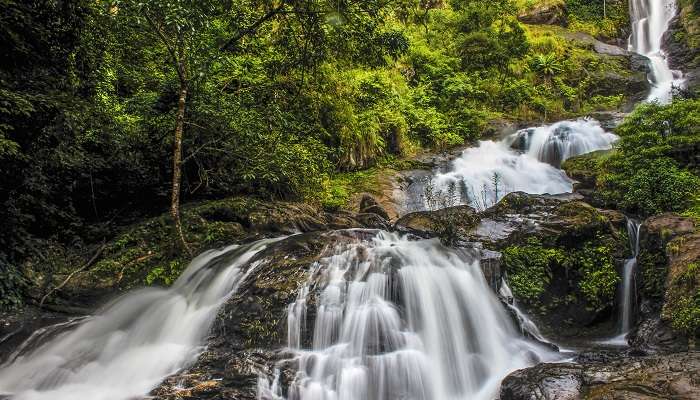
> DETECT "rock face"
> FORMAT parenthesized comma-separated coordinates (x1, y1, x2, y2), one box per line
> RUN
(151, 231, 338, 400)
(663, 2, 700, 92)
(630, 213, 699, 352)
(500, 351, 700, 400)
(395, 192, 629, 338)
(518, 2, 567, 26)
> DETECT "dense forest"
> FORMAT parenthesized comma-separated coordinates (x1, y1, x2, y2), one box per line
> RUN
(1, 0, 699, 398)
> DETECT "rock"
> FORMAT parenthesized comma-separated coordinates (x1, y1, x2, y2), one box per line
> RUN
(393, 205, 479, 237)
(500, 352, 700, 399)
(501, 364, 583, 400)
(630, 213, 699, 352)
(518, 3, 567, 26)
(469, 193, 629, 339)
(359, 193, 390, 220)
(593, 41, 628, 57)
(150, 231, 338, 400)
(589, 70, 649, 105)
(629, 53, 652, 73)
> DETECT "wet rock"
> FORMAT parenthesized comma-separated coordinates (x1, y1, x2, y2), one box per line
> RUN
(500, 351, 700, 400)
(518, 2, 567, 26)
(359, 193, 390, 220)
(501, 364, 583, 400)
(630, 214, 699, 352)
(150, 231, 337, 400)
(469, 193, 629, 339)
(393, 205, 479, 238)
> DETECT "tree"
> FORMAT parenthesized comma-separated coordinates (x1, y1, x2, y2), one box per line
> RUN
(112, 0, 395, 249)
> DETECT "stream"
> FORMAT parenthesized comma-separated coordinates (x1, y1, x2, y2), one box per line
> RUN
(0, 1, 685, 399)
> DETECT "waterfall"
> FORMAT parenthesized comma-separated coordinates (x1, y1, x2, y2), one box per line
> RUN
(431, 119, 617, 210)
(0, 238, 280, 400)
(499, 279, 550, 346)
(629, 0, 684, 103)
(619, 219, 641, 336)
(258, 231, 559, 400)
(600, 218, 641, 346)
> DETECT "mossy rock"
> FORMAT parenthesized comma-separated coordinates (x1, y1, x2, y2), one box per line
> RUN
(478, 193, 628, 337)
(37, 197, 382, 308)
(631, 213, 699, 351)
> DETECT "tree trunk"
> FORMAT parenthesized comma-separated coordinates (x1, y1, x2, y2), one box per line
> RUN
(171, 82, 189, 252)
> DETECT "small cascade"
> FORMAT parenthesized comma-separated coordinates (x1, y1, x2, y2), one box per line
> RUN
(629, 0, 684, 103)
(258, 231, 559, 400)
(431, 119, 617, 210)
(0, 238, 280, 400)
(619, 219, 641, 336)
(498, 279, 550, 346)
(509, 119, 618, 168)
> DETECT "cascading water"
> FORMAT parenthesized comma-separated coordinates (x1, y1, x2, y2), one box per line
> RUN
(258, 231, 560, 400)
(431, 119, 617, 210)
(605, 219, 642, 346)
(0, 238, 280, 400)
(499, 279, 550, 346)
(629, 0, 684, 103)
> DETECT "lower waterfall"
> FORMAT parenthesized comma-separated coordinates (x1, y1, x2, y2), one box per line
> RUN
(258, 231, 559, 400)
(0, 239, 280, 400)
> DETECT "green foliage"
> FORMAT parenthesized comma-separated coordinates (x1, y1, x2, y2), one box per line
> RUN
(504, 237, 619, 310)
(597, 99, 700, 216)
(666, 262, 700, 335)
(564, 241, 619, 308)
(145, 260, 183, 286)
(565, 0, 630, 39)
(503, 238, 564, 300)
(529, 52, 563, 79)
(0, 258, 25, 310)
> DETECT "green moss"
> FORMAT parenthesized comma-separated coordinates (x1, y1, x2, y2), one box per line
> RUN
(639, 249, 668, 300)
(503, 238, 564, 300)
(504, 236, 619, 311)
(666, 263, 700, 335)
(565, 241, 619, 308)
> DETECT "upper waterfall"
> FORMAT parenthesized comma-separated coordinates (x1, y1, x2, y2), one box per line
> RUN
(430, 119, 617, 211)
(629, 0, 684, 103)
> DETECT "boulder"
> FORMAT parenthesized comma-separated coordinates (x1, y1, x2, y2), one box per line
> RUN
(630, 213, 699, 352)
(518, 2, 567, 26)
(359, 193, 390, 220)
(500, 351, 700, 400)
(471, 193, 629, 338)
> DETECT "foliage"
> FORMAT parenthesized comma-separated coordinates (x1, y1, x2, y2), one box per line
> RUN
(504, 236, 619, 310)
(0, 0, 652, 305)
(565, 0, 630, 39)
(0, 257, 25, 310)
(503, 238, 564, 300)
(666, 262, 700, 335)
(597, 99, 700, 216)
(563, 241, 619, 308)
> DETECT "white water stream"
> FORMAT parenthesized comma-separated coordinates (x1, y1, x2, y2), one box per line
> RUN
(0, 239, 279, 400)
(258, 231, 559, 400)
(629, 0, 684, 102)
(432, 119, 618, 210)
(0, 3, 685, 400)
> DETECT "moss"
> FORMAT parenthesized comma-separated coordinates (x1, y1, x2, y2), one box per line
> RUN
(562, 150, 612, 188)
(665, 263, 700, 336)
(565, 241, 619, 308)
(638, 249, 668, 300)
(504, 236, 619, 313)
(503, 238, 564, 301)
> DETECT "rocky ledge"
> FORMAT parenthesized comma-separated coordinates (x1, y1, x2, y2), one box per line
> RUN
(500, 351, 700, 400)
